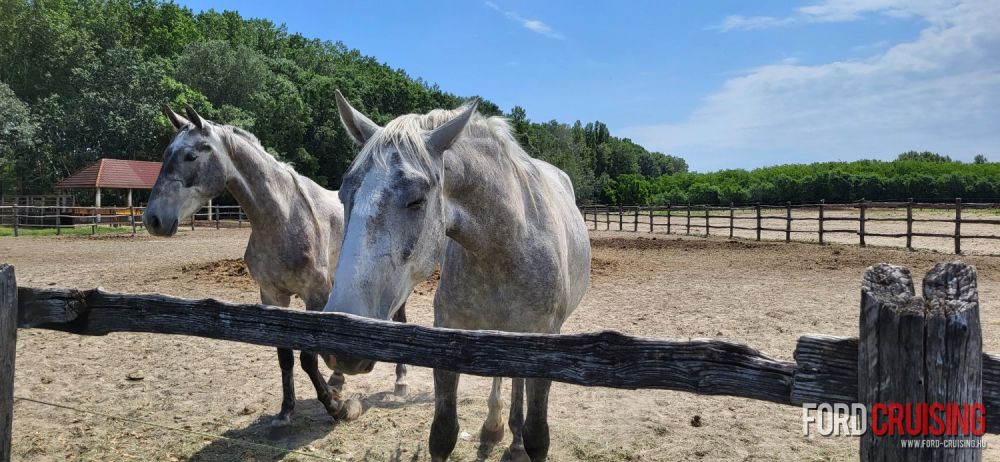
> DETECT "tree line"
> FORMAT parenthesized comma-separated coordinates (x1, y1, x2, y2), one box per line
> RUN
(0, 0, 683, 205)
(610, 151, 999, 206)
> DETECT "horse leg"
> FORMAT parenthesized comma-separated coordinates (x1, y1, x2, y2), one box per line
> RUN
(523, 379, 552, 462)
(429, 368, 461, 462)
(392, 304, 409, 396)
(480, 377, 505, 443)
(262, 291, 295, 427)
(507, 378, 530, 462)
(304, 295, 362, 421)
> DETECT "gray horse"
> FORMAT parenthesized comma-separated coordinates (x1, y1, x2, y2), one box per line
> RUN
(143, 106, 407, 425)
(323, 92, 591, 462)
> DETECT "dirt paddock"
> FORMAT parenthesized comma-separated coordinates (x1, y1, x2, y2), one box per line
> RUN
(5, 228, 1000, 461)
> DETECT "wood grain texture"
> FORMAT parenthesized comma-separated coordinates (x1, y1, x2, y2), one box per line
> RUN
(17, 287, 795, 401)
(1, 265, 17, 462)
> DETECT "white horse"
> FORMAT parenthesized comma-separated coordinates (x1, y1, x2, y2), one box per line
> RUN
(322, 92, 591, 461)
(143, 106, 408, 425)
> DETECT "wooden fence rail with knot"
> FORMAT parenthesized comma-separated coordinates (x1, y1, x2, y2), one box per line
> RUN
(581, 198, 1000, 254)
(0, 261, 994, 461)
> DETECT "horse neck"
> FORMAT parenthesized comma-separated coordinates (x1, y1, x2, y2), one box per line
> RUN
(223, 135, 295, 225)
(442, 145, 534, 256)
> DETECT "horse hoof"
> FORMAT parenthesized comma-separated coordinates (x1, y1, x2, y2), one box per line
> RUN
(394, 383, 409, 396)
(335, 398, 364, 421)
(479, 423, 505, 444)
(506, 446, 532, 462)
(271, 414, 292, 427)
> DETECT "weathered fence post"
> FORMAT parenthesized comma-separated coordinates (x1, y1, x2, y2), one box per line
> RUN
(55, 206, 61, 236)
(955, 197, 962, 255)
(755, 202, 761, 241)
(859, 199, 866, 247)
(11, 206, 17, 238)
(729, 202, 734, 239)
(238, 208, 243, 228)
(704, 206, 710, 236)
(858, 262, 982, 461)
(785, 201, 792, 243)
(633, 206, 639, 232)
(604, 205, 609, 231)
(666, 203, 672, 234)
(618, 204, 623, 231)
(686, 203, 691, 235)
(818, 199, 825, 245)
(215, 204, 221, 230)
(648, 206, 653, 233)
(906, 198, 913, 251)
(91, 206, 97, 235)
(129, 205, 136, 235)
(0, 264, 17, 462)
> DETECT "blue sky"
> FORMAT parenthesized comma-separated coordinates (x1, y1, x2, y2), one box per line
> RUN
(175, 0, 1000, 172)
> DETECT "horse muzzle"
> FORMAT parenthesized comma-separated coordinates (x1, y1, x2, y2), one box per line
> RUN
(323, 353, 376, 375)
(143, 211, 179, 237)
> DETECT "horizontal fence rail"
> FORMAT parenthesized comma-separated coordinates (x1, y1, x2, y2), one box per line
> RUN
(0, 204, 247, 236)
(0, 261, 996, 461)
(580, 198, 1000, 254)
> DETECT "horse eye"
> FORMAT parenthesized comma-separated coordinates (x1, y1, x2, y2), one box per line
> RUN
(184, 152, 198, 162)
(406, 198, 425, 209)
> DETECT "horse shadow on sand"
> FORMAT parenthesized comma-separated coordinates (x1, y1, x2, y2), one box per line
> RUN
(187, 391, 434, 462)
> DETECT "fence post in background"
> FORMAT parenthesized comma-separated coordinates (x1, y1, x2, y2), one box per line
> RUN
(755, 202, 761, 241)
(906, 198, 913, 251)
(858, 262, 982, 461)
(55, 206, 61, 236)
(11, 206, 17, 238)
(215, 204, 220, 230)
(633, 206, 639, 232)
(729, 202, 734, 239)
(91, 206, 97, 235)
(858, 199, 866, 247)
(618, 204, 623, 231)
(818, 200, 825, 245)
(666, 203, 672, 234)
(785, 201, 792, 243)
(955, 197, 962, 255)
(704, 206, 710, 236)
(648, 205, 654, 233)
(0, 264, 17, 462)
(605, 206, 609, 231)
(191, 207, 196, 231)
(129, 205, 136, 235)
(238, 209, 243, 228)
(685, 203, 691, 235)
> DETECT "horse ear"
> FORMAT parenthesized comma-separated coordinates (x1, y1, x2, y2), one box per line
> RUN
(184, 105, 204, 130)
(335, 89, 380, 146)
(428, 98, 479, 153)
(162, 106, 189, 130)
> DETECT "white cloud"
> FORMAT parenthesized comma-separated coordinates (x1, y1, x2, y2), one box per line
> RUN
(712, 15, 795, 32)
(485, 1, 565, 40)
(712, 0, 959, 31)
(622, 0, 1000, 171)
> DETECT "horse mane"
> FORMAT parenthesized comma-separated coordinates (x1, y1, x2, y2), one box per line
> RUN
(347, 102, 541, 195)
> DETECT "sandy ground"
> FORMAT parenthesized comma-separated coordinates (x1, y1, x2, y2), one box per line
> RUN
(5, 227, 1000, 461)
(588, 207, 1000, 255)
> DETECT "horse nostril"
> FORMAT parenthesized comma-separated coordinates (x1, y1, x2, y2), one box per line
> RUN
(150, 215, 161, 230)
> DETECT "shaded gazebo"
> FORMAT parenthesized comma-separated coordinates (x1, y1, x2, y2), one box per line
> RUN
(54, 158, 161, 207)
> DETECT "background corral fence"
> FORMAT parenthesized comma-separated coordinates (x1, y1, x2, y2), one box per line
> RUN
(581, 198, 1000, 254)
(0, 261, 995, 461)
(0, 204, 247, 236)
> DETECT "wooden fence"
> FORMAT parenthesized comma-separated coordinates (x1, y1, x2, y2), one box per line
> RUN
(581, 198, 1000, 254)
(0, 204, 246, 236)
(0, 261, 994, 460)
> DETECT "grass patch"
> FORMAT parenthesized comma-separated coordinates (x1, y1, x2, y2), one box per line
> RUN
(0, 226, 135, 237)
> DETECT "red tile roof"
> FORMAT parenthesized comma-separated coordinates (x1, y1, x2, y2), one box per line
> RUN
(55, 159, 162, 190)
